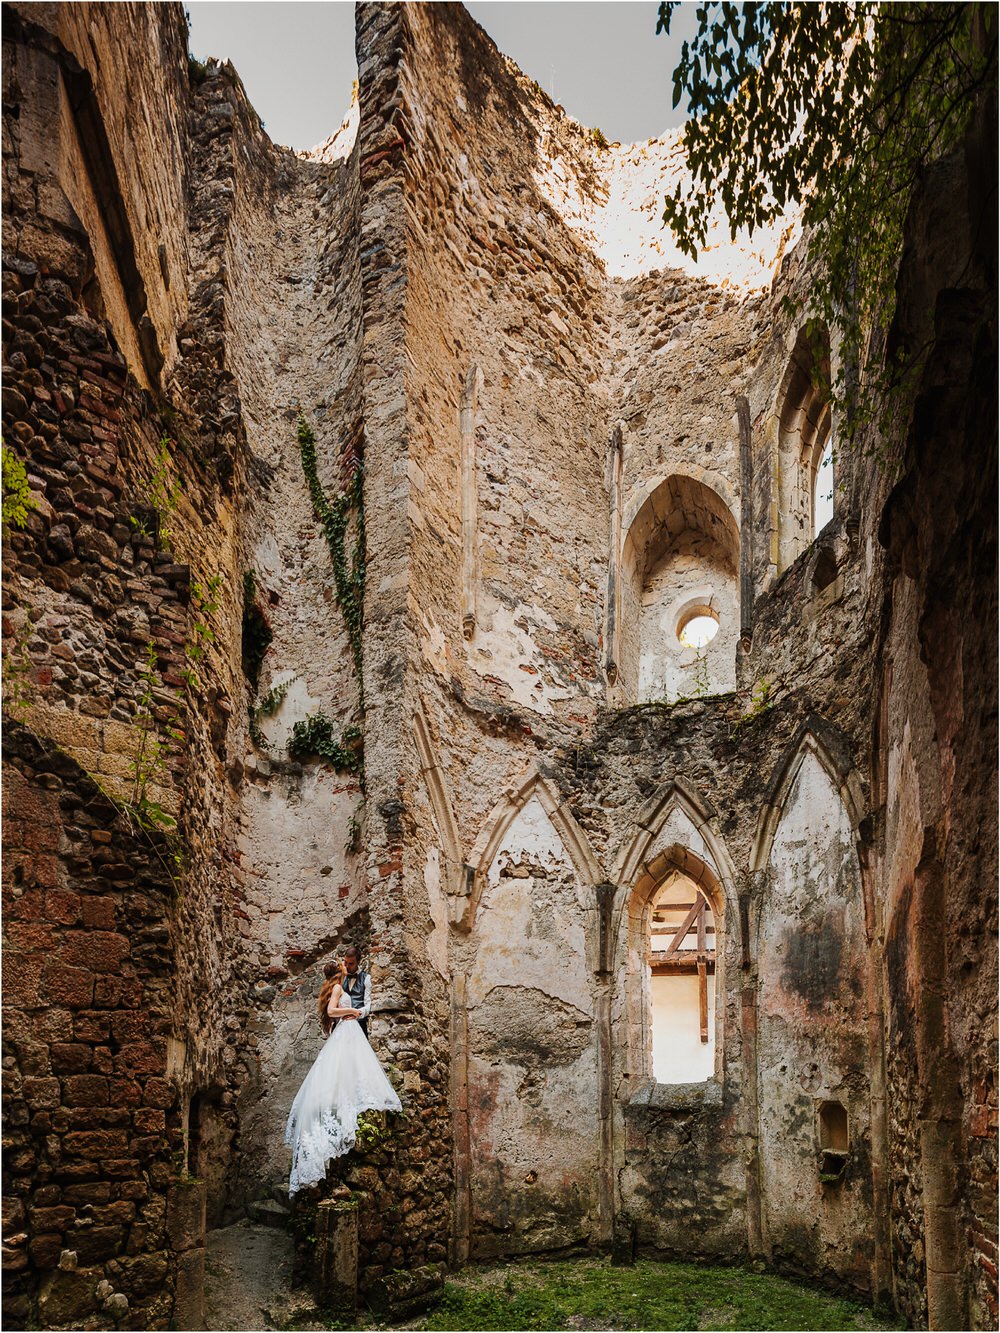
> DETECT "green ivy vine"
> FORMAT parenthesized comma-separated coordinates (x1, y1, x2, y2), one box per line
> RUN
(248, 675, 295, 753)
(287, 713, 363, 775)
(296, 410, 365, 703)
(293, 409, 366, 779)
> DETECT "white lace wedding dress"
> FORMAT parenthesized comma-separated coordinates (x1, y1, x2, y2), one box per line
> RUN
(284, 990, 402, 1195)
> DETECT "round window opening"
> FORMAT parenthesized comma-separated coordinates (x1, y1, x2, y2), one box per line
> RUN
(678, 609, 720, 650)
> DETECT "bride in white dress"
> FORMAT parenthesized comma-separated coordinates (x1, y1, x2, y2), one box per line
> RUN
(284, 960, 402, 1195)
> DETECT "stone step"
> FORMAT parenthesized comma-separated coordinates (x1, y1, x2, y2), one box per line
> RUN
(247, 1198, 291, 1229)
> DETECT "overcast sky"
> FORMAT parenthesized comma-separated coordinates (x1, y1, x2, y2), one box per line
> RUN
(186, 1, 697, 152)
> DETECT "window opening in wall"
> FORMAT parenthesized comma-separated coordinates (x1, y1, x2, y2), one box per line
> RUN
(776, 324, 834, 571)
(678, 608, 720, 649)
(619, 474, 739, 703)
(813, 435, 834, 536)
(649, 873, 716, 1083)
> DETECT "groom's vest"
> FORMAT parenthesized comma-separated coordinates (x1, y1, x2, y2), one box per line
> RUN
(342, 969, 369, 1039)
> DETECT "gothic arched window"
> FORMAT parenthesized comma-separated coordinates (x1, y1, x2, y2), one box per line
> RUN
(649, 872, 717, 1083)
(616, 474, 740, 704)
(776, 326, 834, 571)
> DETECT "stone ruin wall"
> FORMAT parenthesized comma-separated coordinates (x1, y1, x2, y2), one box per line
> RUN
(2, 3, 996, 1330)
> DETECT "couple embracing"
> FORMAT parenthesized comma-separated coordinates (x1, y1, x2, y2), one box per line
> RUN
(284, 946, 401, 1195)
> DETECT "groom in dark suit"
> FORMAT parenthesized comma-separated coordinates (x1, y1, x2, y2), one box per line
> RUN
(340, 945, 371, 1041)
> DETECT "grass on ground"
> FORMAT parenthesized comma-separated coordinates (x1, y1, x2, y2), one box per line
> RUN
(306, 1255, 906, 1332)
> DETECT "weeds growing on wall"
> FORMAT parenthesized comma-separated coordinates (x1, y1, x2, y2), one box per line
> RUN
(730, 678, 775, 739)
(241, 571, 273, 693)
(248, 675, 295, 753)
(181, 575, 222, 693)
(128, 640, 183, 833)
(353, 1109, 398, 1153)
(1, 443, 37, 531)
(1, 614, 36, 721)
(691, 649, 711, 698)
(131, 436, 182, 544)
(345, 804, 363, 855)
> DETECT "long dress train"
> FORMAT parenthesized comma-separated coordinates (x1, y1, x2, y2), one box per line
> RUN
(284, 990, 402, 1195)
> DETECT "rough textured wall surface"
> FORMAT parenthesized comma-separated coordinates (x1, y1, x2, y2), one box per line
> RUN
(874, 102, 998, 1331)
(2, 3, 995, 1330)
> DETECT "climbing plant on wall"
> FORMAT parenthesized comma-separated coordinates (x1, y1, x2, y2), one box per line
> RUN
(296, 410, 365, 700)
(292, 409, 366, 776)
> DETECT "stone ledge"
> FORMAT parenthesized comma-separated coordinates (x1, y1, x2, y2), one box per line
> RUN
(625, 1079, 724, 1113)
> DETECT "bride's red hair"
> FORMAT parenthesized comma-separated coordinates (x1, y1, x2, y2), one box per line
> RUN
(317, 961, 345, 1035)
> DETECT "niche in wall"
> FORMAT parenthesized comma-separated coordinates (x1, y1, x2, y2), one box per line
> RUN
(618, 473, 740, 703)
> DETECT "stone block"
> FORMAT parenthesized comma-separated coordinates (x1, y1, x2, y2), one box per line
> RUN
(166, 1179, 206, 1253)
(62, 1075, 110, 1107)
(22, 1077, 60, 1110)
(62, 1128, 129, 1158)
(107, 1249, 169, 1297)
(45, 888, 81, 924)
(37, 1267, 100, 1325)
(4, 954, 42, 1007)
(172, 1245, 205, 1331)
(81, 896, 116, 929)
(109, 1078, 143, 1108)
(50, 1043, 94, 1074)
(27, 1232, 63, 1269)
(315, 1199, 358, 1311)
(366, 1261, 445, 1317)
(60, 930, 130, 973)
(74, 1225, 126, 1266)
(141, 1078, 175, 1109)
(115, 1042, 164, 1077)
(41, 963, 94, 1009)
(73, 1012, 111, 1043)
(94, 976, 144, 1008)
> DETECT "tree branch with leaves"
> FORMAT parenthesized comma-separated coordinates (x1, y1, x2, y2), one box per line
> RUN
(658, 1, 997, 439)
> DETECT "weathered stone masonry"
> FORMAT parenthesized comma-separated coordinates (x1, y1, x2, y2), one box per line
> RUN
(2, 3, 996, 1330)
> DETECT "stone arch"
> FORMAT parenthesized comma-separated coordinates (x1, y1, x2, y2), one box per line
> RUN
(774, 324, 835, 572)
(752, 722, 866, 877)
(617, 473, 741, 703)
(615, 775, 739, 913)
(613, 779, 737, 1088)
(752, 722, 876, 1280)
(454, 764, 605, 1258)
(460, 763, 602, 935)
(413, 702, 463, 899)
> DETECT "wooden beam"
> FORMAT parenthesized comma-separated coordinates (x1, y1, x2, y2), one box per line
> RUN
(664, 898, 703, 957)
(698, 958, 709, 1043)
(651, 954, 715, 976)
(697, 901, 706, 956)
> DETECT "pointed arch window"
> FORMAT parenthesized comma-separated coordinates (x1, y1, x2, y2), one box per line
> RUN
(649, 873, 717, 1083)
(776, 325, 835, 570)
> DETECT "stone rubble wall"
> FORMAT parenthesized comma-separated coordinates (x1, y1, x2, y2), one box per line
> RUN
(2, 723, 185, 1330)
